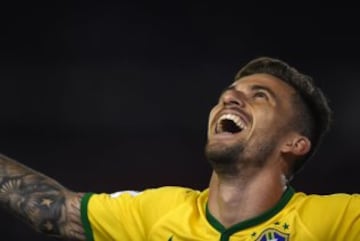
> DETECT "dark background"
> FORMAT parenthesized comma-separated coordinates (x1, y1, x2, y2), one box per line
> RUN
(1, 3, 359, 240)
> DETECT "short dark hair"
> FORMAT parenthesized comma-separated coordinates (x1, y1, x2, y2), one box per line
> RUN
(235, 57, 332, 176)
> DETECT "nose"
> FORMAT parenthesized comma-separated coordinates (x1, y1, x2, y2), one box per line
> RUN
(221, 89, 246, 107)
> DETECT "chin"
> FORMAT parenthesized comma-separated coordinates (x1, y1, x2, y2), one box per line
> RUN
(205, 141, 244, 171)
(205, 136, 277, 176)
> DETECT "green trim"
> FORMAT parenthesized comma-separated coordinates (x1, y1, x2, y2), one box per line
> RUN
(81, 192, 95, 241)
(206, 186, 295, 240)
(206, 205, 226, 232)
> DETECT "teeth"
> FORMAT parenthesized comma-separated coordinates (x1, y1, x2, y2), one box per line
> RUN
(219, 113, 246, 130)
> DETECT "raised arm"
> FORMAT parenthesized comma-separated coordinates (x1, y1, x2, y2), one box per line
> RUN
(0, 153, 85, 240)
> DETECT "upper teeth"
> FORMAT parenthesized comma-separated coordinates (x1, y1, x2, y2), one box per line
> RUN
(219, 113, 246, 130)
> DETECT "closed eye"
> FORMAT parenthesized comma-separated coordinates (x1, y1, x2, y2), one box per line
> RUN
(253, 91, 269, 99)
(251, 84, 276, 102)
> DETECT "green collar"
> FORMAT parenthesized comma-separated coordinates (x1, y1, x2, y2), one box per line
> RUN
(206, 186, 295, 236)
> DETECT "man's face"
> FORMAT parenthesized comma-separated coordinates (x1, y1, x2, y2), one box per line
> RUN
(205, 73, 297, 174)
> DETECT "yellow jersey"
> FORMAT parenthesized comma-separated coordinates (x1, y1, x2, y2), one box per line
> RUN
(81, 186, 360, 241)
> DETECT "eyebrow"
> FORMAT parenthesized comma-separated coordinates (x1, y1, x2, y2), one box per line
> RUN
(221, 85, 235, 93)
(250, 84, 277, 101)
(222, 84, 277, 101)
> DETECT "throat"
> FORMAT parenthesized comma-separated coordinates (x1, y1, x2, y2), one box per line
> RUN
(207, 172, 287, 228)
(211, 187, 257, 227)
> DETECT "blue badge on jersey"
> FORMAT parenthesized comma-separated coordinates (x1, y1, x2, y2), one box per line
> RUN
(256, 228, 289, 241)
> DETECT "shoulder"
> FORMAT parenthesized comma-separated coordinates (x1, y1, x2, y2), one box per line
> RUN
(109, 186, 200, 199)
(82, 187, 204, 241)
(290, 191, 360, 235)
(139, 186, 200, 197)
(292, 191, 360, 209)
(88, 186, 201, 210)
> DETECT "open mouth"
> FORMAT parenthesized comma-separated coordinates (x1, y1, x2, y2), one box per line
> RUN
(216, 113, 246, 134)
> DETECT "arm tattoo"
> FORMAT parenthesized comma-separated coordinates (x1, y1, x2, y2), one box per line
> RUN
(0, 154, 86, 240)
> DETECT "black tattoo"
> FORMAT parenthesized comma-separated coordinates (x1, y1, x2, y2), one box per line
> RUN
(0, 154, 85, 240)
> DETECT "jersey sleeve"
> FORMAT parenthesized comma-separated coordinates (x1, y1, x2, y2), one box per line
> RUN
(297, 193, 360, 240)
(80, 186, 197, 241)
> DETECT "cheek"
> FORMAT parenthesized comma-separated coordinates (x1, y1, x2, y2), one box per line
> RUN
(256, 109, 289, 132)
(254, 111, 278, 130)
(207, 106, 219, 131)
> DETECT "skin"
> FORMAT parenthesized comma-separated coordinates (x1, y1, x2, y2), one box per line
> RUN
(206, 73, 310, 227)
(0, 154, 85, 240)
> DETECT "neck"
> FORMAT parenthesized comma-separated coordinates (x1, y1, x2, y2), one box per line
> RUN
(207, 167, 287, 228)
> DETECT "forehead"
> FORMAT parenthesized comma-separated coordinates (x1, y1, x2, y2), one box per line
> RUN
(231, 73, 296, 96)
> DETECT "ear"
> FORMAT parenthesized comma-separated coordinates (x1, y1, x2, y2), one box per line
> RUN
(281, 135, 311, 157)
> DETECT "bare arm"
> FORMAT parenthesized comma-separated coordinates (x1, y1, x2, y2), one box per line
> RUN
(0, 153, 85, 240)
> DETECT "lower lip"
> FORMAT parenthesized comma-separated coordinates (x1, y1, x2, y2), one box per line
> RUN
(212, 132, 237, 140)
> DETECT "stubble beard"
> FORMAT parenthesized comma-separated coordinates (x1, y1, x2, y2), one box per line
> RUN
(205, 136, 278, 177)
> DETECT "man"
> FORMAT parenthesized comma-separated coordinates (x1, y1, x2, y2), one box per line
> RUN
(0, 57, 359, 241)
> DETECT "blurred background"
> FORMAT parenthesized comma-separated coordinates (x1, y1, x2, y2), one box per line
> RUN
(1, 2, 360, 240)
